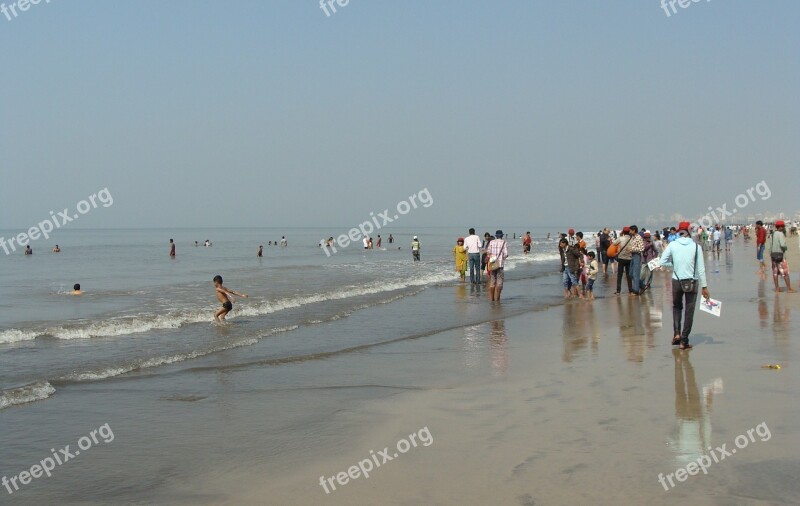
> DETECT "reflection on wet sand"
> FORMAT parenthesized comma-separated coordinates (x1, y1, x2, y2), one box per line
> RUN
(489, 320, 508, 376)
(615, 298, 647, 363)
(724, 249, 735, 275)
(756, 279, 792, 348)
(462, 324, 483, 369)
(772, 295, 791, 354)
(669, 349, 723, 466)
(460, 320, 509, 376)
(758, 280, 769, 329)
(561, 302, 591, 362)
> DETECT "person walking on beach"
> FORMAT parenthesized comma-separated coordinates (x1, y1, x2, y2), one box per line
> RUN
(481, 232, 492, 276)
(612, 227, 634, 295)
(575, 231, 586, 251)
(640, 231, 658, 292)
(487, 230, 508, 301)
(212, 275, 248, 322)
(724, 226, 733, 252)
(628, 225, 644, 296)
(169, 239, 176, 258)
(769, 220, 795, 293)
(464, 228, 483, 284)
(599, 228, 612, 274)
(411, 236, 421, 261)
(659, 221, 710, 350)
(593, 232, 601, 263)
(756, 220, 767, 275)
(585, 251, 599, 300)
(567, 228, 577, 246)
(667, 227, 678, 243)
(559, 238, 583, 299)
(713, 226, 721, 255)
(453, 238, 467, 281)
(376, 235, 382, 248)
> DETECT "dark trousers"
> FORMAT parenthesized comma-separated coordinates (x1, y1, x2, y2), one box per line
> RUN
(671, 279, 698, 345)
(616, 258, 633, 293)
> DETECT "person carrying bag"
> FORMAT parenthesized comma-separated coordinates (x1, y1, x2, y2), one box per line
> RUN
(659, 221, 711, 350)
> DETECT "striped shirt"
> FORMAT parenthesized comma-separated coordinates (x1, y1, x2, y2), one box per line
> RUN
(487, 239, 509, 268)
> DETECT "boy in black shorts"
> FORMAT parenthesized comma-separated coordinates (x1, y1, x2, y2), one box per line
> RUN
(213, 275, 248, 322)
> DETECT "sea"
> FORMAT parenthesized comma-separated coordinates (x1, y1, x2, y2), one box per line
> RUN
(0, 226, 584, 503)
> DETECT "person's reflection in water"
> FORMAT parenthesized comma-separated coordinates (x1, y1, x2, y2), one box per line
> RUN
(616, 298, 646, 363)
(562, 302, 589, 362)
(587, 303, 600, 355)
(489, 320, 508, 376)
(758, 279, 769, 329)
(772, 295, 791, 354)
(461, 324, 483, 369)
(669, 349, 722, 465)
(724, 249, 734, 275)
(641, 295, 662, 350)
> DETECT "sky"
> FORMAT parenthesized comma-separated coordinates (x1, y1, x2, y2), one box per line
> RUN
(1, 0, 798, 230)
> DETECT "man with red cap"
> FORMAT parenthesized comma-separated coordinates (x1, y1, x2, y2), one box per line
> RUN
(769, 220, 795, 293)
(567, 228, 577, 246)
(659, 221, 711, 349)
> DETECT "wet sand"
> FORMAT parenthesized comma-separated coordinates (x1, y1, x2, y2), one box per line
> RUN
(213, 242, 800, 505)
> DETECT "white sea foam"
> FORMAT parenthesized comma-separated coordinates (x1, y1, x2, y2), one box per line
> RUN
(0, 328, 40, 344)
(0, 252, 554, 345)
(61, 326, 298, 382)
(0, 381, 56, 410)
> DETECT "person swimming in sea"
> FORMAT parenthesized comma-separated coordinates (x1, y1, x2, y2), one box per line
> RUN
(72, 283, 83, 295)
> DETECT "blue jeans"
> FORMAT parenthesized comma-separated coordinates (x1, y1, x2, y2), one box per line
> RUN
(468, 253, 481, 283)
(630, 253, 642, 294)
(562, 269, 578, 289)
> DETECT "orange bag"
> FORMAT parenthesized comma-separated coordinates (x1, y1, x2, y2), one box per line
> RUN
(607, 244, 620, 258)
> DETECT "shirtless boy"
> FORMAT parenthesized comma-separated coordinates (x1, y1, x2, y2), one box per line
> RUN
(213, 275, 248, 322)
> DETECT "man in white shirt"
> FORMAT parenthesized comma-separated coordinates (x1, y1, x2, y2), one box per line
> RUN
(463, 228, 483, 284)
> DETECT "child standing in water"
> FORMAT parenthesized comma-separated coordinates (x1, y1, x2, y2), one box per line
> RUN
(453, 238, 467, 281)
(213, 275, 248, 322)
(585, 252, 599, 300)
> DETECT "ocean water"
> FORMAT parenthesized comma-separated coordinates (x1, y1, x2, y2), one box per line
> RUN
(0, 226, 577, 503)
(0, 226, 566, 410)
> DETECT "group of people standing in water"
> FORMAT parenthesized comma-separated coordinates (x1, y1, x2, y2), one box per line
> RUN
(451, 229, 510, 301)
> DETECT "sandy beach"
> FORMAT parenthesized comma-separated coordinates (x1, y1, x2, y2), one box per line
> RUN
(4, 3, 799, 504)
(157, 242, 800, 506)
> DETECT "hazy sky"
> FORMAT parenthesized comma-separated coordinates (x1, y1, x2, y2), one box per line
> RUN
(2, 0, 798, 230)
